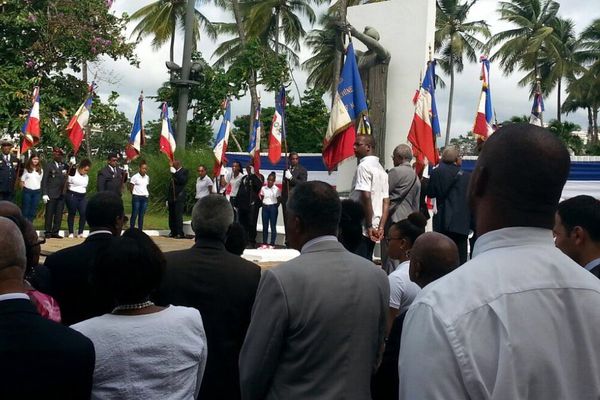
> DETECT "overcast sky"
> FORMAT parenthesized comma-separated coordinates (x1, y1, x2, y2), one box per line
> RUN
(93, 0, 597, 140)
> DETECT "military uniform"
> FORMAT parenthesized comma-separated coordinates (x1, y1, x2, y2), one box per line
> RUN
(0, 152, 19, 201)
(41, 159, 68, 237)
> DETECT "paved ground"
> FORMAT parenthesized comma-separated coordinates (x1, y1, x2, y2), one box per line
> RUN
(40, 236, 299, 269)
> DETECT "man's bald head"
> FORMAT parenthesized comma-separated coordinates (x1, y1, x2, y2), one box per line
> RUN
(410, 232, 459, 288)
(0, 201, 22, 219)
(469, 123, 570, 233)
(0, 217, 27, 275)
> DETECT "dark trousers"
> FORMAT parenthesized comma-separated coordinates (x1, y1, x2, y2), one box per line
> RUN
(238, 207, 251, 244)
(0, 191, 14, 202)
(44, 196, 64, 235)
(355, 235, 376, 261)
(262, 204, 278, 245)
(168, 199, 185, 236)
(21, 188, 41, 222)
(249, 203, 260, 245)
(445, 231, 469, 265)
(65, 191, 87, 235)
(131, 195, 148, 230)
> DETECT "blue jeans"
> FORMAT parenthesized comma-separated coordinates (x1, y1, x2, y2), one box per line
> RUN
(65, 191, 87, 235)
(262, 204, 278, 245)
(21, 188, 41, 222)
(131, 195, 148, 230)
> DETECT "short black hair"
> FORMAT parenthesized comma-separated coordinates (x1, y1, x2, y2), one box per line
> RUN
(225, 222, 248, 256)
(338, 199, 364, 252)
(288, 181, 341, 236)
(391, 211, 427, 246)
(557, 195, 600, 241)
(86, 191, 124, 229)
(92, 228, 166, 304)
(107, 152, 118, 160)
(79, 159, 92, 169)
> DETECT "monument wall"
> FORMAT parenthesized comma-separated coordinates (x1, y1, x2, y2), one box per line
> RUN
(336, 0, 436, 191)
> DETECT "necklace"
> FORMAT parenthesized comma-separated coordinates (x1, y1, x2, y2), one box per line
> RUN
(112, 300, 154, 313)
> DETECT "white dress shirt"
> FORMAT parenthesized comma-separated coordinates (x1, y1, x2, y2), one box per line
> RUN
(399, 227, 600, 400)
(21, 169, 43, 190)
(130, 173, 150, 197)
(0, 293, 29, 301)
(195, 176, 212, 199)
(585, 257, 600, 272)
(68, 170, 89, 194)
(388, 260, 420, 314)
(229, 173, 243, 197)
(350, 155, 389, 235)
(260, 185, 280, 206)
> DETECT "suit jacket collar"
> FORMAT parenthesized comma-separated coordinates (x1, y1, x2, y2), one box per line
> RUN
(84, 231, 113, 243)
(0, 298, 38, 316)
(193, 237, 226, 251)
(301, 237, 345, 255)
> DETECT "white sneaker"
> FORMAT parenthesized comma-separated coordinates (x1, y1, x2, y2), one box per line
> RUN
(68, 233, 74, 238)
(259, 244, 269, 249)
(269, 245, 275, 249)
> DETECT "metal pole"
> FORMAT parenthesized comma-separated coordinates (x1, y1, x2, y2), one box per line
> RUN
(175, 0, 196, 151)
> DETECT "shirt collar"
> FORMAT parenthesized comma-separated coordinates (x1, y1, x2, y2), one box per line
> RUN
(301, 235, 338, 254)
(473, 227, 554, 258)
(359, 155, 379, 165)
(584, 257, 600, 272)
(0, 293, 29, 302)
(88, 230, 113, 237)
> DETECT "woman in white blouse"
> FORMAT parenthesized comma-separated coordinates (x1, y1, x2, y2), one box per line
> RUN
(71, 229, 207, 400)
(259, 171, 281, 249)
(128, 161, 150, 230)
(20, 153, 43, 222)
(65, 159, 91, 238)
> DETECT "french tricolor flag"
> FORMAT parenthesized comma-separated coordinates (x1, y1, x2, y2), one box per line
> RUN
(408, 60, 440, 172)
(159, 102, 176, 162)
(529, 86, 544, 127)
(126, 94, 145, 160)
(248, 102, 261, 172)
(66, 90, 93, 155)
(268, 88, 286, 165)
(213, 100, 231, 176)
(21, 86, 41, 154)
(472, 56, 494, 141)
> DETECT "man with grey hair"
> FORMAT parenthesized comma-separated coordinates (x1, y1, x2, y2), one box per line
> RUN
(156, 194, 261, 400)
(0, 217, 95, 398)
(381, 144, 421, 273)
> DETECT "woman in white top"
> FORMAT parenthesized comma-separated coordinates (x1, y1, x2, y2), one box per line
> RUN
(259, 171, 281, 248)
(129, 162, 150, 230)
(20, 153, 43, 222)
(65, 159, 91, 238)
(71, 229, 207, 400)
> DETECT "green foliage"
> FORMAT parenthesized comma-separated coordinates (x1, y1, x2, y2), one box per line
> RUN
(547, 119, 584, 155)
(449, 133, 478, 156)
(88, 92, 131, 157)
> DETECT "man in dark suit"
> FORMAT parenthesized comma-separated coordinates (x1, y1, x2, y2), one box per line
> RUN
(239, 181, 389, 400)
(426, 147, 471, 264)
(554, 195, 600, 278)
(168, 159, 189, 238)
(237, 164, 264, 247)
(0, 216, 95, 399)
(96, 152, 126, 196)
(41, 147, 68, 238)
(0, 137, 20, 201)
(281, 152, 307, 229)
(155, 194, 261, 400)
(42, 191, 126, 325)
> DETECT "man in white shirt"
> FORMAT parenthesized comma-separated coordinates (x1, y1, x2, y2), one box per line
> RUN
(350, 134, 389, 261)
(554, 195, 600, 279)
(399, 123, 600, 399)
(195, 165, 213, 200)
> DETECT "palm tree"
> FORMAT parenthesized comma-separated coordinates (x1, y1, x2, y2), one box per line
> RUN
(130, 0, 216, 63)
(563, 70, 600, 144)
(435, 0, 490, 146)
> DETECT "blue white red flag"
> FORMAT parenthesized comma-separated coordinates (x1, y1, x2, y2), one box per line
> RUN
(323, 42, 369, 171)
(21, 86, 41, 154)
(473, 56, 494, 140)
(408, 60, 440, 170)
(529, 84, 545, 126)
(213, 99, 231, 175)
(248, 102, 261, 172)
(269, 87, 286, 165)
(126, 94, 145, 160)
(159, 102, 176, 162)
(67, 83, 95, 155)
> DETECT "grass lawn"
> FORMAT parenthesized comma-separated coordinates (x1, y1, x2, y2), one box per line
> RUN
(30, 191, 191, 231)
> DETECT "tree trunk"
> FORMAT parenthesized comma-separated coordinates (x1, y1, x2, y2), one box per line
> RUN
(593, 107, 599, 144)
(331, 0, 348, 106)
(444, 58, 455, 147)
(82, 62, 92, 160)
(169, 25, 175, 63)
(231, 0, 259, 144)
(556, 79, 561, 123)
(587, 106, 593, 143)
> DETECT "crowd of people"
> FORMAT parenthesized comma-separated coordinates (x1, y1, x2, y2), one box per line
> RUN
(1, 123, 600, 399)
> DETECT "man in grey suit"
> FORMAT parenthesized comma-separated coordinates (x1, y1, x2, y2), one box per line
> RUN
(381, 144, 421, 273)
(239, 181, 389, 400)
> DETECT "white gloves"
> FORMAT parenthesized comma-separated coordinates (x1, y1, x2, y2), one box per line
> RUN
(170, 167, 176, 174)
(123, 164, 129, 172)
(42, 195, 50, 203)
(284, 169, 293, 180)
(69, 156, 76, 165)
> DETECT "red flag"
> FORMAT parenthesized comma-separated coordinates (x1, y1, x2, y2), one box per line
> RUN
(21, 87, 41, 154)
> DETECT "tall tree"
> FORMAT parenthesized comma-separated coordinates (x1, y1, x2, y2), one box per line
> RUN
(130, 0, 216, 63)
(435, 0, 490, 146)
